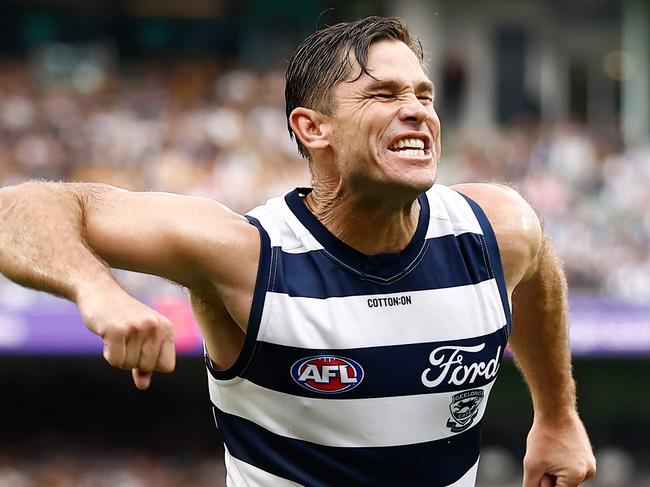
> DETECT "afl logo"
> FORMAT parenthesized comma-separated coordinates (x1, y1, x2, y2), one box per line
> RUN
(291, 355, 364, 394)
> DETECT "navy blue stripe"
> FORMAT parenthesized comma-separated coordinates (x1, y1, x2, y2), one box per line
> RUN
(285, 188, 430, 280)
(205, 216, 273, 380)
(272, 232, 492, 298)
(214, 406, 481, 487)
(242, 327, 507, 399)
(461, 195, 513, 336)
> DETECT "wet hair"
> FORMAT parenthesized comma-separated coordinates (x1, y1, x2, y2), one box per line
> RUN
(285, 16, 424, 159)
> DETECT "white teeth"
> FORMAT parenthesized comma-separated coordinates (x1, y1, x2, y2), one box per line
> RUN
(394, 149, 426, 158)
(407, 138, 425, 149)
(390, 137, 426, 150)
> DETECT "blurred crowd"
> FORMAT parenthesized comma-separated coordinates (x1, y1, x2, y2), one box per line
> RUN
(0, 449, 225, 487)
(0, 445, 643, 487)
(0, 56, 649, 302)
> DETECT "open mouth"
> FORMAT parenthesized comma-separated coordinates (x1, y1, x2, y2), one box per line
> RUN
(387, 137, 431, 158)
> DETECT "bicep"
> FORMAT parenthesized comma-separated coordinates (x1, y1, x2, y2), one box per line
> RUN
(512, 234, 567, 310)
(80, 185, 254, 289)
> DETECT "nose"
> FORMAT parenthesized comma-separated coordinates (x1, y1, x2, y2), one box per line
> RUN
(398, 95, 429, 124)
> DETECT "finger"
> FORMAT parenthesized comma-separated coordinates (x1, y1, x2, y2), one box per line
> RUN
(586, 468, 596, 480)
(136, 337, 160, 373)
(555, 472, 588, 487)
(522, 464, 545, 487)
(585, 458, 597, 480)
(540, 474, 555, 487)
(103, 335, 126, 369)
(124, 331, 147, 370)
(155, 337, 176, 373)
(132, 368, 152, 390)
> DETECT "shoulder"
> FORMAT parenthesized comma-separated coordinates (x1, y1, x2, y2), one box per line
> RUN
(451, 183, 542, 292)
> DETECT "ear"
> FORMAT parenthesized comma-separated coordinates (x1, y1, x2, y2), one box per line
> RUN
(289, 107, 331, 152)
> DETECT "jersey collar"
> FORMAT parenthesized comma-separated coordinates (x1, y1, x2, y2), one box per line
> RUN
(284, 188, 430, 281)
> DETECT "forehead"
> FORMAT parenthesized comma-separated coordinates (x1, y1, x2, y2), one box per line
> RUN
(344, 39, 430, 88)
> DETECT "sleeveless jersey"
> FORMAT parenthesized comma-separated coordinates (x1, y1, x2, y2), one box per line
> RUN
(206, 185, 512, 487)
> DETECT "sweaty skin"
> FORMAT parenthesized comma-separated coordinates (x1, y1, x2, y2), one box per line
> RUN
(0, 38, 595, 487)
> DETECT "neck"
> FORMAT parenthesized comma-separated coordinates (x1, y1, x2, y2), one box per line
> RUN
(304, 183, 421, 255)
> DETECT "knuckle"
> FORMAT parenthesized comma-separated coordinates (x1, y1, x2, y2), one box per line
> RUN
(126, 320, 144, 335)
(93, 323, 106, 338)
(522, 457, 542, 472)
(114, 329, 128, 341)
(164, 325, 176, 341)
(157, 316, 173, 334)
(141, 316, 162, 335)
(120, 319, 154, 340)
(580, 464, 593, 480)
(106, 324, 129, 341)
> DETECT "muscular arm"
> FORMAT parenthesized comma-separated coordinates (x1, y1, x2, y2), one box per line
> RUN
(510, 236, 596, 487)
(510, 236, 574, 420)
(454, 183, 595, 487)
(0, 182, 116, 301)
(0, 181, 258, 388)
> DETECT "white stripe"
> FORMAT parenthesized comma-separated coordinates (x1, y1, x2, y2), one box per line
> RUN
(427, 185, 484, 237)
(248, 195, 324, 253)
(224, 447, 302, 487)
(258, 280, 506, 349)
(209, 377, 495, 448)
(445, 458, 480, 487)
(249, 185, 486, 255)
(274, 193, 326, 253)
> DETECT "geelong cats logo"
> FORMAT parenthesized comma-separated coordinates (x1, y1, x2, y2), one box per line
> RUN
(291, 355, 364, 394)
(447, 389, 484, 432)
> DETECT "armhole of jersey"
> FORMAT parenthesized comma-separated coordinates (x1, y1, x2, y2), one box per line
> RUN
(204, 215, 273, 380)
(460, 194, 513, 336)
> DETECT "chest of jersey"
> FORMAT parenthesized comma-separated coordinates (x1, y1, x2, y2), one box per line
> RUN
(207, 186, 511, 487)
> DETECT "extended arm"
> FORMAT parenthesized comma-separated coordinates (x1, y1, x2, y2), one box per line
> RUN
(0, 182, 169, 389)
(511, 236, 596, 487)
(0, 181, 257, 389)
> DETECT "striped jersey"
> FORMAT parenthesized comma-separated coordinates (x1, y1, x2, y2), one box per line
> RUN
(206, 185, 512, 487)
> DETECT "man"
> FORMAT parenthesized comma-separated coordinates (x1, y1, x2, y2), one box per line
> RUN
(0, 16, 595, 487)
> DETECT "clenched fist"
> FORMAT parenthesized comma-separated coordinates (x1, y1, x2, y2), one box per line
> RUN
(77, 289, 176, 390)
(523, 412, 596, 487)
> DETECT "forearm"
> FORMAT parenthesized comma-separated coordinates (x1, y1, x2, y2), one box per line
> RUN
(0, 181, 121, 303)
(510, 236, 576, 421)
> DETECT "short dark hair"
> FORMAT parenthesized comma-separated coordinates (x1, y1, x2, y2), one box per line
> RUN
(285, 16, 424, 159)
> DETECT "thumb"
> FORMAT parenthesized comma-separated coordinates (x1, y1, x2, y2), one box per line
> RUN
(132, 368, 153, 390)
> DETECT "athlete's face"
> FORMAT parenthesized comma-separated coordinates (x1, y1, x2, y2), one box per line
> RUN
(325, 39, 441, 197)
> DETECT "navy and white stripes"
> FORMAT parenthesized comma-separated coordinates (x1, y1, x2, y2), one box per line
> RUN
(206, 185, 511, 487)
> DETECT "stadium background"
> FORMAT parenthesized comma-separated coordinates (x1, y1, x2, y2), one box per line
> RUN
(0, 0, 649, 485)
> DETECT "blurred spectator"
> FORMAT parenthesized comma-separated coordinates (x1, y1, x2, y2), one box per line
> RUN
(0, 55, 648, 303)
